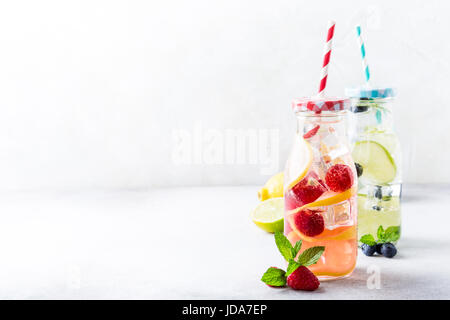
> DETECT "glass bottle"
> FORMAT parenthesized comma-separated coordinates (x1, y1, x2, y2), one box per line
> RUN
(346, 87, 402, 243)
(284, 97, 358, 280)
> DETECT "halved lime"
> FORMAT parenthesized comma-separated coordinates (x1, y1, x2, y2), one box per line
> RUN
(352, 140, 396, 184)
(251, 197, 284, 233)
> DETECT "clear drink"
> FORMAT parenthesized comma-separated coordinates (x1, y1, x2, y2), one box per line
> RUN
(284, 98, 358, 280)
(346, 87, 402, 243)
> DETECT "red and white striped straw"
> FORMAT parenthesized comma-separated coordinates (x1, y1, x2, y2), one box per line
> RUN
(317, 21, 336, 97)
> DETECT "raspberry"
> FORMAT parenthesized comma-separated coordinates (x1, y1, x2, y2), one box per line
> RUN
(303, 125, 320, 139)
(289, 173, 327, 207)
(325, 164, 354, 192)
(287, 266, 320, 291)
(293, 208, 324, 237)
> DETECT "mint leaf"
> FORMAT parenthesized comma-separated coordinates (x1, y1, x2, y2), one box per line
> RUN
(286, 259, 301, 276)
(377, 225, 385, 242)
(384, 226, 400, 243)
(274, 231, 293, 261)
(360, 234, 376, 246)
(292, 240, 302, 258)
(261, 267, 286, 287)
(297, 246, 325, 267)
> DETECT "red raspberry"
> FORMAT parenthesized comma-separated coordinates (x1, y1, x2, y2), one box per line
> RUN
(325, 164, 354, 192)
(303, 125, 320, 139)
(288, 173, 327, 207)
(287, 266, 320, 291)
(293, 208, 325, 237)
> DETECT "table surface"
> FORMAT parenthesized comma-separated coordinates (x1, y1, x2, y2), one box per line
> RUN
(0, 184, 448, 299)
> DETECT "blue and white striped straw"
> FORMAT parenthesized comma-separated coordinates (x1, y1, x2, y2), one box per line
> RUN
(356, 25, 370, 84)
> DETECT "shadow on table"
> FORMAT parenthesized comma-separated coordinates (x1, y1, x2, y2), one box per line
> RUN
(273, 264, 425, 299)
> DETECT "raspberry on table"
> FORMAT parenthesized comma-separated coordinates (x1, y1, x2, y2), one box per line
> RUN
(287, 266, 320, 291)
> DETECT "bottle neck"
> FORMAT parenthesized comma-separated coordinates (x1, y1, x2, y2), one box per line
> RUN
(351, 98, 395, 132)
(296, 112, 348, 139)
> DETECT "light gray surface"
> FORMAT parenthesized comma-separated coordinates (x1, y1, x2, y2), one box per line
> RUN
(0, 184, 448, 299)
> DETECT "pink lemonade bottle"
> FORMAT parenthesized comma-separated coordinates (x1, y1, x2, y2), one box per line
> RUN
(284, 97, 358, 280)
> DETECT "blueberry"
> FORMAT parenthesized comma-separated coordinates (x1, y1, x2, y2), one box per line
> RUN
(355, 163, 363, 177)
(372, 205, 382, 211)
(374, 186, 383, 199)
(375, 243, 383, 254)
(361, 244, 376, 256)
(353, 106, 369, 113)
(381, 243, 397, 258)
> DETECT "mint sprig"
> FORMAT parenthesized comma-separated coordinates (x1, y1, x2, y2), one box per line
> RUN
(292, 240, 303, 257)
(261, 267, 286, 287)
(261, 232, 325, 286)
(384, 226, 400, 242)
(274, 232, 303, 261)
(377, 225, 385, 242)
(274, 231, 295, 261)
(297, 246, 325, 267)
(359, 225, 400, 246)
(360, 234, 377, 246)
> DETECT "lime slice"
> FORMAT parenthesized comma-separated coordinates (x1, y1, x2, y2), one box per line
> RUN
(251, 198, 284, 233)
(286, 137, 313, 190)
(352, 140, 396, 184)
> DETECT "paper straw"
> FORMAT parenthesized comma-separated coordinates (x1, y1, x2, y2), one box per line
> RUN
(317, 20, 336, 97)
(356, 25, 370, 84)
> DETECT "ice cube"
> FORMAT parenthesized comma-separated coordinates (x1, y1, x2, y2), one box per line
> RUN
(312, 159, 329, 181)
(322, 205, 335, 229)
(323, 201, 353, 229)
(328, 144, 348, 161)
(321, 131, 339, 148)
(333, 201, 352, 226)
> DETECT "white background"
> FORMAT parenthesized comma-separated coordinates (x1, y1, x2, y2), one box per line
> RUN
(0, 0, 448, 190)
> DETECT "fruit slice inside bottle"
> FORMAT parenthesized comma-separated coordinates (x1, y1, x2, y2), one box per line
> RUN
(286, 188, 356, 242)
(352, 140, 396, 184)
(285, 136, 313, 190)
(287, 186, 356, 215)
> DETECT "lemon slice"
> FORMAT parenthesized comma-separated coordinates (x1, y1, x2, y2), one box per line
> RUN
(287, 186, 357, 215)
(286, 136, 313, 190)
(251, 197, 284, 233)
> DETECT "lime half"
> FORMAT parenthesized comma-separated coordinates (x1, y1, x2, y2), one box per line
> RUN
(352, 140, 396, 184)
(251, 197, 284, 233)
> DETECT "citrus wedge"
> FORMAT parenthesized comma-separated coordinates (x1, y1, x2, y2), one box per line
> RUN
(251, 197, 284, 233)
(298, 225, 356, 242)
(258, 172, 284, 201)
(287, 186, 357, 215)
(286, 136, 313, 190)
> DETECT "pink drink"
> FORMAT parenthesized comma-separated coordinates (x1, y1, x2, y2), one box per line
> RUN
(284, 98, 358, 280)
